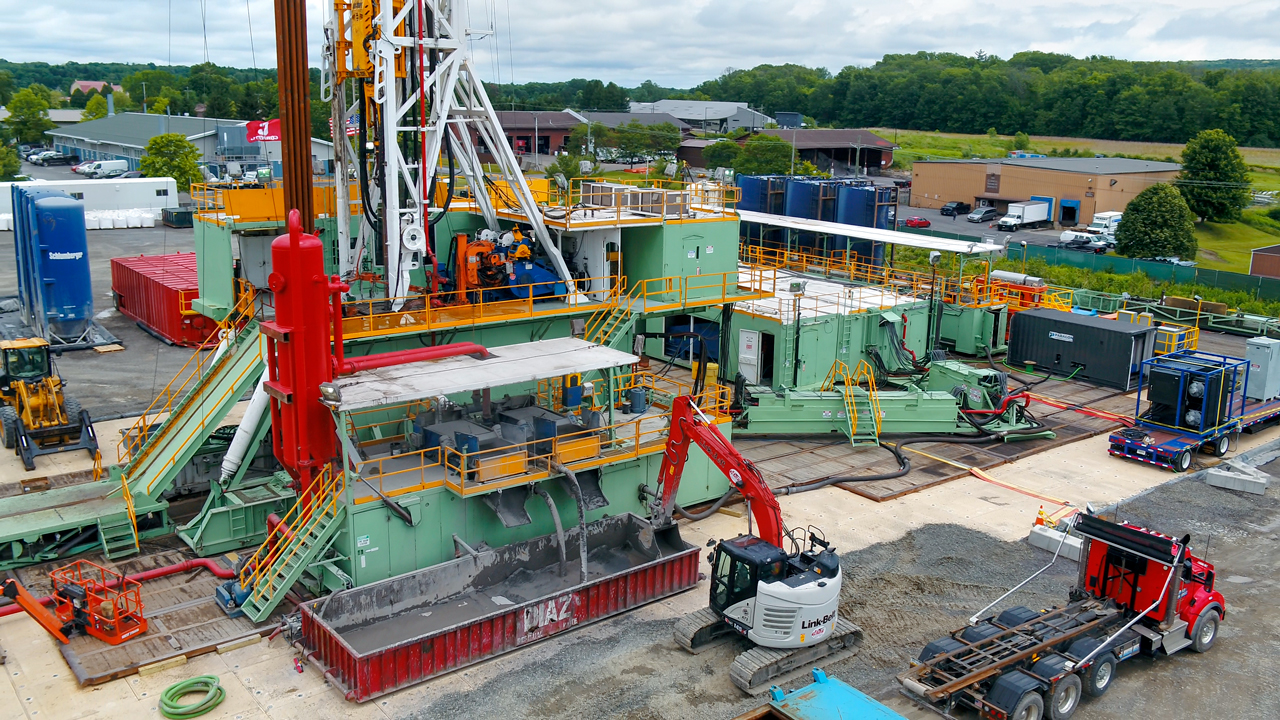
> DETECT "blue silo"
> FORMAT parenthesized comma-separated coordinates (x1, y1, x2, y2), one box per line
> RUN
(11, 186, 94, 341)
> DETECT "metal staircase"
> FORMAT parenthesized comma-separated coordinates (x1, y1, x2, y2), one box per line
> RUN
(236, 465, 346, 622)
(115, 319, 265, 507)
(822, 360, 881, 447)
(585, 281, 639, 349)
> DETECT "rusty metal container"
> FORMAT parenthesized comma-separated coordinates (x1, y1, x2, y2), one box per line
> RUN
(297, 513, 698, 702)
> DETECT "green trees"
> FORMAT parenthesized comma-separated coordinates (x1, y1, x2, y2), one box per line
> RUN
(3, 86, 55, 143)
(732, 135, 793, 175)
(82, 94, 109, 121)
(702, 139, 741, 168)
(1178, 129, 1251, 221)
(0, 70, 13, 106)
(0, 146, 20, 181)
(140, 133, 203, 191)
(1114, 183, 1197, 260)
(545, 153, 598, 184)
(576, 80, 628, 111)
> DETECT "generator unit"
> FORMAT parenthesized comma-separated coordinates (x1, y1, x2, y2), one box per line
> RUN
(1139, 352, 1247, 435)
(1245, 336, 1280, 401)
(1008, 308, 1156, 390)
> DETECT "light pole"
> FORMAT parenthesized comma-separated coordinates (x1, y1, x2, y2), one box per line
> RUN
(1021, 240, 1028, 274)
(1194, 294, 1204, 327)
(141, 82, 147, 112)
(790, 126, 798, 175)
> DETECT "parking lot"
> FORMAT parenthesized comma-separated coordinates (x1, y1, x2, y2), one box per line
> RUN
(892, 202, 1065, 248)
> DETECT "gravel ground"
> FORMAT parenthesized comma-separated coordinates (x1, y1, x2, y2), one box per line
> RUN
(388, 476, 1278, 720)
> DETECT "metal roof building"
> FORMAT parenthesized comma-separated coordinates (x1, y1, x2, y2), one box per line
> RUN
(571, 111, 691, 133)
(911, 156, 1181, 226)
(629, 100, 772, 134)
(45, 112, 334, 175)
(755, 128, 898, 176)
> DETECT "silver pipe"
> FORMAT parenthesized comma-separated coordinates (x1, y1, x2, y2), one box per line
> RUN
(553, 462, 589, 581)
(533, 485, 567, 577)
(969, 514, 1077, 625)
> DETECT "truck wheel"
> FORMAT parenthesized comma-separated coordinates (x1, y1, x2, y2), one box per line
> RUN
(1191, 609, 1219, 653)
(1209, 434, 1231, 457)
(1049, 674, 1082, 720)
(1011, 691, 1045, 720)
(1082, 652, 1116, 697)
(1174, 451, 1192, 472)
(64, 397, 82, 424)
(0, 406, 16, 449)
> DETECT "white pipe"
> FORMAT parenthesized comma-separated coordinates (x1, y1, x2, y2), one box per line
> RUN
(218, 374, 269, 485)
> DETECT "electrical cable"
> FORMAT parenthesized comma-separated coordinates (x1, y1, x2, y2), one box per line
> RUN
(159, 676, 225, 719)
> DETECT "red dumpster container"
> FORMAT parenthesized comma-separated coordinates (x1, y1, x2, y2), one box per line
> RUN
(297, 513, 700, 702)
(111, 253, 214, 347)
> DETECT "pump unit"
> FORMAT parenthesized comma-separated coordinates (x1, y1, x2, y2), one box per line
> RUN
(1008, 308, 1156, 390)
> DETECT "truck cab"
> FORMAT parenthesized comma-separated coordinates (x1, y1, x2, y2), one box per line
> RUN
(710, 534, 842, 649)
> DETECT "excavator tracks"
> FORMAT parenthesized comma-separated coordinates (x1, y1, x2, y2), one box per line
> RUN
(675, 610, 864, 694)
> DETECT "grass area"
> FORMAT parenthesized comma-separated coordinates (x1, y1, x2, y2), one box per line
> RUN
(872, 128, 1280, 173)
(1194, 218, 1278, 272)
(1249, 167, 1280, 193)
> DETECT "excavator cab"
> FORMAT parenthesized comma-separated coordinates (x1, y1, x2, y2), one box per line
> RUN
(710, 535, 787, 616)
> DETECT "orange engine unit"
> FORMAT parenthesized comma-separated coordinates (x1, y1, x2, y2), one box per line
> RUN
(51, 560, 148, 645)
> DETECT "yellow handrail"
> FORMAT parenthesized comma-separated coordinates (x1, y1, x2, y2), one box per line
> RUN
(852, 360, 883, 437)
(239, 464, 345, 605)
(119, 465, 139, 550)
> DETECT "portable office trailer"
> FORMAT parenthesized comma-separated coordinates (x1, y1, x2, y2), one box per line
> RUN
(0, 178, 179, 215)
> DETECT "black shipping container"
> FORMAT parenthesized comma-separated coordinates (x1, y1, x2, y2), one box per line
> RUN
(1008, 309, 1156, 390)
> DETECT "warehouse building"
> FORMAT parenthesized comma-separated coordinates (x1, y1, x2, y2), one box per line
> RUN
(629, 100, 772, 134)
(910, 157, 1180, 226)
(570, 110, 691, 133)
(756, 128, 897, 176)
(46, 112, 334, 175)
(1250, 244, 1280, 279)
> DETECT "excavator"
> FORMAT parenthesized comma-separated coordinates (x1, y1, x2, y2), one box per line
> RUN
(652, 395, 863, 693)
(0, 338, 98, 470)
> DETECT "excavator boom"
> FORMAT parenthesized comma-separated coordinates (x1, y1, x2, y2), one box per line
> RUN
(655, 396, 785, 548)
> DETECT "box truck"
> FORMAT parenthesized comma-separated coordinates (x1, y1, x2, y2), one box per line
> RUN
(996, 201, 1050, 230)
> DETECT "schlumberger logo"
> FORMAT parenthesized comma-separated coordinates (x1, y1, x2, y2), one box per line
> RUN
(48, 251, 84, 260)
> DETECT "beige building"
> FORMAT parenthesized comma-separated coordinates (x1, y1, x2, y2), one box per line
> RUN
(910, 157, 1180, 226)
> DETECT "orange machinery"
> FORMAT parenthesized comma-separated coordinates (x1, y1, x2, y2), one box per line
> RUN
(1, 559, 147, 645)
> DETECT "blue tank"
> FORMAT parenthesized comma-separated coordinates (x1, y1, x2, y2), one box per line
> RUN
(10, 186, 94, 341)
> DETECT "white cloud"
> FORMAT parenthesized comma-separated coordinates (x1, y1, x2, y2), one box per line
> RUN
(0, 0, 1277, 89)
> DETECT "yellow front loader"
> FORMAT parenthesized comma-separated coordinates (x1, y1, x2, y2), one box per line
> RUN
(0, 338, 98, 471)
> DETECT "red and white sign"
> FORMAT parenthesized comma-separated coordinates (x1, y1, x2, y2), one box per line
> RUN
(516, 593, 577, 646)
(246, 119, 282, 142)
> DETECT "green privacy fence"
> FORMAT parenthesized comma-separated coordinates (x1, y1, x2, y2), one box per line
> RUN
(897, 227, 1280, 301)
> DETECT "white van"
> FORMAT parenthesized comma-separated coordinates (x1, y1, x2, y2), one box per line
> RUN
(88, 160, 129, 178)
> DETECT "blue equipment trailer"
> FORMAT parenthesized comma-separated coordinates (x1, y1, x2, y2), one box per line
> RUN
(733, 668, 908, 720)
(1108, 351, 1280, 471)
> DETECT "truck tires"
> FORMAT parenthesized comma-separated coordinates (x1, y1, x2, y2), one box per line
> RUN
(1011, 691, 1045, 720)
(64, 397, 82, 424)
(1048, 674, 1082, 720)
(1207, 434, 1231, 457)
(1174, 451, 1192, 472)
(1191, 609, 1219, 653)
(1081, 652, 1116, 697)
(0, 406, 16, 449)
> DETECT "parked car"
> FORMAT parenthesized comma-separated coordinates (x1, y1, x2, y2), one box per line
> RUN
(71, 161, 94, 173)
(1056, 236, 1108, 254)
(119, 170, 145, 178)
(967, 207, 999, 222)
(939, 201, 972, 216)
(21, 146, 50, 160)
(903, 216, 931, 228)
(28, 150, 58, 163)
(38, 153, 80, 166)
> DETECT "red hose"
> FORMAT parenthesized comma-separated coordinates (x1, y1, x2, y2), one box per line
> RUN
(336, 341, 490, 375)
(960, 392, 1029, 416)
(0, 558, 235, 618)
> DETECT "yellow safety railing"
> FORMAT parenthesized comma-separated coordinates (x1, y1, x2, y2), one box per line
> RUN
(1115, 311, 1199, 354)
(239, 463, 345, 605)
(117, 286, 260, 467)
(822, 360, 859, 437)
(119, 464, 139, 549)
(351, 374, 730, 501)
(852, 360, 883, 437)
(338, 274, 620, 341)
(584, 277, 629, 345)
(476, 176, 739, 227)
(190, 182, 362, 226)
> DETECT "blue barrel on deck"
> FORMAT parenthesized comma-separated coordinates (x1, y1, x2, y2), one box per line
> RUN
(11, 186, 94, 340)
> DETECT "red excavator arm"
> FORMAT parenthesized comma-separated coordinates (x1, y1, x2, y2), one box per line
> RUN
(653, 395, 785, 548)
(1, 578, 69, 643)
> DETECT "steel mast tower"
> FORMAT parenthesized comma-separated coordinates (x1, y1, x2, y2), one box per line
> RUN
(324, 0, 572, 302)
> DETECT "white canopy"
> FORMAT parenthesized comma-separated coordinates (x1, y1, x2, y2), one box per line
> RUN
(737, 210, 1004, 255)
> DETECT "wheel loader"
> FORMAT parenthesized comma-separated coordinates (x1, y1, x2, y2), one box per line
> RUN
(0, 338, 98, 470)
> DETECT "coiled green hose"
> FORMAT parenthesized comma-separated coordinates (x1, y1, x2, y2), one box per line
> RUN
(159, 675, 226, 719)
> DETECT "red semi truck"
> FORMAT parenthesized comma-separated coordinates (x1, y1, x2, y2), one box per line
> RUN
(899, 512, 1226, 720)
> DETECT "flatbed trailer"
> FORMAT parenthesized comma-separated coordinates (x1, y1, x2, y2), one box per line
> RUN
(1108, 351, 1280, 471)
(899, 512, 1225, 720)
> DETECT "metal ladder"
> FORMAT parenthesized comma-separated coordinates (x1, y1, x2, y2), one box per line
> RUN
(822, 360, 880, 447)
(236, 465, 346, 622)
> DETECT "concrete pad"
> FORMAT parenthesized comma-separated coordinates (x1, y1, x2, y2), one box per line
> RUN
(1, 613, 136, 720)
(1205, 468, 1270, 495)
(127, 652, 263, 720)
(1027, 524, 1084, 561)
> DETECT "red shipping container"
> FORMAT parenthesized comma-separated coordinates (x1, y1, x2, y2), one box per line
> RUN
(110, 253, 215, 347)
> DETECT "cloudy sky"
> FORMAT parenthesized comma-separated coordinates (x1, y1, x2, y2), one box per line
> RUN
(2, 0, 1278, 88)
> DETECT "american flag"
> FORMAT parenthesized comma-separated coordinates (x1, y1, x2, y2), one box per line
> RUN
(328, 114, 360, 137)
